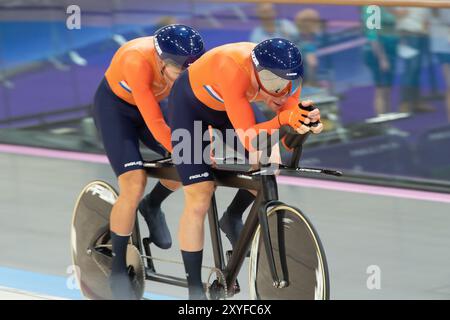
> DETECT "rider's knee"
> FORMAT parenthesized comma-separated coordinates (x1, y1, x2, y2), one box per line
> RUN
(184, 182, 215, 216)
(118, 170, 147, 203)
(161, 179, 181, 191)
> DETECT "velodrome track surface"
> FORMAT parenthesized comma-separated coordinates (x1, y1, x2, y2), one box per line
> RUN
(1, 146, 450, 300)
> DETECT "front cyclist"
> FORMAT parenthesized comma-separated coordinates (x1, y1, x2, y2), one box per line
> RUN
(92, 24, 204, 299)
(168, 38, 323, 299)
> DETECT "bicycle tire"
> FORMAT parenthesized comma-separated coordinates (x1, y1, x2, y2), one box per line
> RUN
(71, 180, 144, 299)
(249, 204, 330, 300)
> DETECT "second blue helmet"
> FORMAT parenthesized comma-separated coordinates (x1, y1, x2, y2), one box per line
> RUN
(154, 24, 205, 70)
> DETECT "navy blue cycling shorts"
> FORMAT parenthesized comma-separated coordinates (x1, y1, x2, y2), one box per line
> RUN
(168, 70, 267, 186)
(93, 77, 167, 177)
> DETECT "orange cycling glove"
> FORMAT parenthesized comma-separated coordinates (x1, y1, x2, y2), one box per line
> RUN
(277, 108, 310, 130)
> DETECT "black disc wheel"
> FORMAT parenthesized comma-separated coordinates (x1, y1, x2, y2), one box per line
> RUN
(249, 204, 329, 300)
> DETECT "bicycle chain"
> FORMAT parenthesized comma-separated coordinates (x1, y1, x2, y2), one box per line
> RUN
(206, 267, 228, 299)
(91, 247, 231, 299)
(141, 254, 229, 299)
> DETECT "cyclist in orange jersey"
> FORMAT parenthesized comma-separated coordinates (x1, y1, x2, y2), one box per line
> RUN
(93, 24, 205, 299)
(168, 38, 323, 299)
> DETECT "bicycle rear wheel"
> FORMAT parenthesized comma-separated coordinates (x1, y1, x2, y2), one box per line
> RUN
(71, 180, 145, 299)
(249, 204, 329, 300)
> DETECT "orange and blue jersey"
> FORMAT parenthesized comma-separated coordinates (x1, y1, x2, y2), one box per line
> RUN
(105, 36, 172, 152)
(188, 42, 301, 147)
(168, 42, 301, 185)
(92, 37, 173, 176)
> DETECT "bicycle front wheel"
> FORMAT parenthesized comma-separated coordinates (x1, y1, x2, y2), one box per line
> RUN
(249, 204, 329, 300)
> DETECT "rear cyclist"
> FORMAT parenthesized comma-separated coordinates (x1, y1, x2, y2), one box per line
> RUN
(92, 24, 205, 299)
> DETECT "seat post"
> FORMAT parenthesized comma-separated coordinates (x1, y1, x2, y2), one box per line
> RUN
(207, 193, 226, 271)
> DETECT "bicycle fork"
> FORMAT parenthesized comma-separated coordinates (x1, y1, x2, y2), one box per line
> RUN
(258, 200, 289, 289)
(222, 172, 290, 294)
(258, 171, 290, 289)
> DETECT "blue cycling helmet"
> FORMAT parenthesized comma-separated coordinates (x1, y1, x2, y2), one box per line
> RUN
(251, 38, 304, 97)
(154, 24, 205, 69)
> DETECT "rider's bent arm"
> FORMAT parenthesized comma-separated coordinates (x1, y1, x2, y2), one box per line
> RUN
(219, 57, 285, 151)
(123, 51, 173, 152)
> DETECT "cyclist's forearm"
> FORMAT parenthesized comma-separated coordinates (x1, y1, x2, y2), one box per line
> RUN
(132, 87, 173, 152)
(147, 119, 173, 153)
(234, 117, 281, 152)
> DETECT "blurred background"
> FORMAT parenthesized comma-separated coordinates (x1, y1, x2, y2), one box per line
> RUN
(1, 0, 450, 191)
(1, 0, 450, 300)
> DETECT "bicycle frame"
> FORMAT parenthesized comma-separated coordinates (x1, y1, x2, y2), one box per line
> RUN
(142, 160, 266, 292)
(141, 133, 312, 296)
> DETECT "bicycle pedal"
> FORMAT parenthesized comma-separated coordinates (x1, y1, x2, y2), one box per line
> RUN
(142, 237, 156, 272)
(232, 279, 240, 294)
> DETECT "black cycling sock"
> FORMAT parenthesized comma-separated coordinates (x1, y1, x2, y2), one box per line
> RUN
(111, 231, 129, 275)
(142, 182, 173, 208)
(181, 250, 205, 299)
(226, 189, 256, 219)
